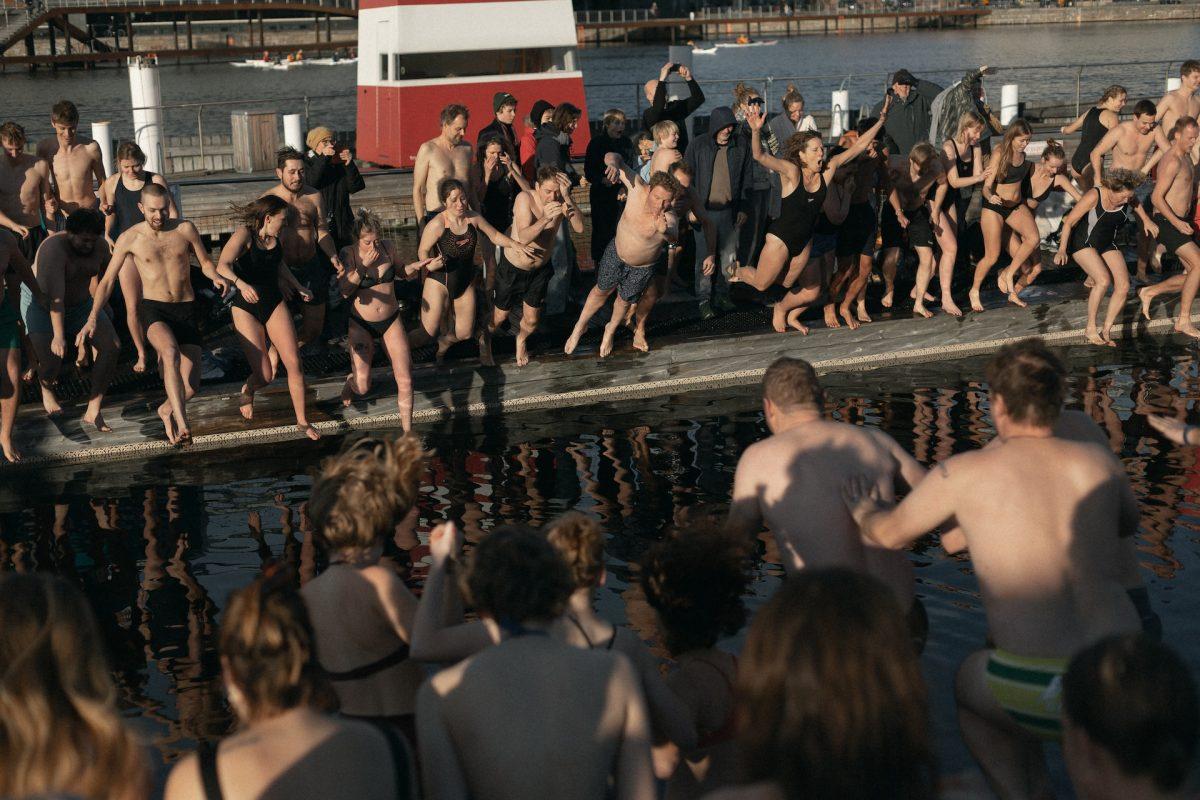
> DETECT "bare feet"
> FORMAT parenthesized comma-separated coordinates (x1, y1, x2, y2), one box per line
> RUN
(515, 338, 531, 366)
(599, 328, 616, 358)
(1007, 291, 1028, 309)
(913, 303, 933, 319)
(238, 383, 255, 421)
(40, 385, 63, 417)
(786, 308, 809, 334)
(341, 376, 355, 407)
(823, 304, 841, 329)
(1139, 287, 1154, 321)
(909, 288, 934, 303)
(564, 329, 583, 355)
(1086, 329, 1109, 346)
(881, 290, 894, 309)
(157, 404, 179, 445)
(298, 423, 321, 441)
(997, 270, 1013, 295)
(1100, 328, 1118, 347)
(856, 299, 872, 324)
(942, 297, 963, 317)
(132, 352, 147, 374)
(82, 412, 113, 433)
(969, 288, 984, 313)
(1175, 321, 1200, 339)
(771, 303, 788, 333)
(0, 438, 21, 463)
(838, 305, 860, 330)
(632, 328, 650, 352)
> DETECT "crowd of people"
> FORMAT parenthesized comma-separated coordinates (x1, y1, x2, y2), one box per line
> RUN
(2, 61, 1200, 458)
(1, 337, 1198, 800)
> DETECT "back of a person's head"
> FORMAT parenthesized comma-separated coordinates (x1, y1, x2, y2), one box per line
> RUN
(0, 574, 148, 799)
(762, 356, 824, 411)
(545, 513, 605, 591)
(984, 337, 1066, 427)
(1064, 634, 1199, 795)
(464, 525, 573, 627)
(220, 565, 337, 721)
(641, 527, 748, 656)
(738, 569, 935, 800)
(308, 434, 426, 556)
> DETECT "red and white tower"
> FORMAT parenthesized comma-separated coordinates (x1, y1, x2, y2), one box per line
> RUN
(355, 0, 590, 167)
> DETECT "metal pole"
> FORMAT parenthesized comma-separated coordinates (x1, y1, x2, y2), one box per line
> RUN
(1074, 66, 1082, 117)
(197, 105, 205, 165)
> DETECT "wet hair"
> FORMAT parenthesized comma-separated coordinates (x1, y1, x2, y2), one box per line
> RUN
(552, 102, 582, 133)
(784, 131, 823, 166)
(440, 103, 469, 126)
(993, 118, 1032, 184)
(50, 100, 79, 126)
(954, 111, 985, 140)
(1182, 59, 1200, 78)
(438, 177, 466, 205)
(115, 140, 146, 165)
(602, 108, 626, 127)
(641, 527, 748, 655)
(983, 337, 1065, 427)
(352, 207, 384, 240)
(308, 435, 426, 555)
(739, 569, 935, 800)
(64, 208, 105, 236)
(231, 194, 289, 232)
(1040, 138, 1066, 162)
(668, 160, 694, 179)
(462, 525, 573, 625)
(276, 146, 305, 171)
(763, 356, 824, 409)
(535, 164, 563, 185)
(0, 574, 149, 800)
(1099, 168, 1147, 193)
(733, 81, 761, 107)
(647, 170, 681, 196)
(220, 566, 338, 721)
(544, 513, 605, 590)
(0, 121, 27, 148)
(909, 142, 943, 177)
(1099, 84, 1127, 103)
(651, 119, 679, 144)
(139, 182, 169, 202)
(1063, 634, 1198, 794)
(781, 83, 805, 111)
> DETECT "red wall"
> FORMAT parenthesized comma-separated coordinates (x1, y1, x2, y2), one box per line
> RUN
(357, 76, 591, 168)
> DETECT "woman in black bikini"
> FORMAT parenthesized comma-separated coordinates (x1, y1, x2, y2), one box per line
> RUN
(1005, 139, 1082, 301)
(416, 178, 538, 363)
(337, 209, 438, 432)
(969, 118, 1040, 311)
(215, 196, 320, 441)
(732, 96, 890, 333)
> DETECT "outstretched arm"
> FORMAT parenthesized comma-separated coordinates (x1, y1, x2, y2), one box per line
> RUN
(409, 523, 495, 663)
(182, 221, 227, 295)
(842, 459, 961, 550)
(1061, 109, 1090, 135)
(827, 98, 890, 171)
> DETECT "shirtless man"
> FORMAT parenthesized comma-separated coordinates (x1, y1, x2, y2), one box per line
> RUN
(1136, 118, 1200, 338)
(726, 357, 932, 648)
(35, 100, 105, 222)
(0, 229, 45, 463)
(22, 210, 119, 431)
(77, 184, 230, 445)
(490, 166, 584, 366)
(1156, 60, 1200, 157)
(842, 338, 1142, 800)
(0, 121, 56, 261)
(416, 525, 655, 800)
(413, 104, 474, 228)
(259, 147, 343, 351)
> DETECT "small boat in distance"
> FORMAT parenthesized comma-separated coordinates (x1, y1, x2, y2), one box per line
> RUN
(713, 39, 778, 48)
(691, 45, 718, 54)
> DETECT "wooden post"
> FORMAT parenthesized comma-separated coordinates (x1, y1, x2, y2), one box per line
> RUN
(314, 15, 320, 43)
(173, 17, 179, 50)
(126, 13, 133, 50)
(186, 14, 193, 50)
(48, 18, 57, 69)
(258, 12, 264, 45)
(247, 13, 254, 46)
(64, 20, 72, 54)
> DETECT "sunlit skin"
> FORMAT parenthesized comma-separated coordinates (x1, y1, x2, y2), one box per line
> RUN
(970, 132, 1037, 312)
(443, 115, 468, 147)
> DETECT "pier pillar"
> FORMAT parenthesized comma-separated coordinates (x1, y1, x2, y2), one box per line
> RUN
(92, 121, 114, 176)
(1000, 83, 1019, 126)
(831, 89, 850, 139)
(283, 114, 305, 153)
(1167, 77, 1181, 93)
(186, 15, 193, 50)
(128, 56, 165, 174)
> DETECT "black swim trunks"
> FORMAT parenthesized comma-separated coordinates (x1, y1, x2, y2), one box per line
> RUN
(15, 224, 47, 262)
(836, 201, 878, 258)
(881, 204, 934, 250)
(493, 251, 552, 311)
(140, 299, 202, 348)
(286, 252, 330, 306)
(596, 239, 655, 303)
(1154, 213, 1195, 256)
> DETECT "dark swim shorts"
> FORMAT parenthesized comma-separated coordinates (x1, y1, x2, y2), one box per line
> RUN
(596, 239, 655, 303)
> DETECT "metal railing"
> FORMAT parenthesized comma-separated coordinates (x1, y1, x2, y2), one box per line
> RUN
(575, 0, 976, 21)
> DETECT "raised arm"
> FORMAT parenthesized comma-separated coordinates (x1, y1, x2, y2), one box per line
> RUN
(151, 174, 179, 219)
(680, 65, 705, 115)
(471, 211, 541, 259)
(511, 191, 553, 243)
(410, 523, 494, 663)
(827, 98, 890, 171)
(746, 112, 796, 177)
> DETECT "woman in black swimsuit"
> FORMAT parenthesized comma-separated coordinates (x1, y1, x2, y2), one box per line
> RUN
(970, 118, 1040, 311)
(732, 96, 890, 333)
(1056, 168, 1156, 346)
(1005, 140, 1082, 300)
(337, 210, 437, 432)
(416, 178, 539, 364)
(216, 196, 320, 441)
(942, 111, 991, 248)
(1061, 85, 1126, 190)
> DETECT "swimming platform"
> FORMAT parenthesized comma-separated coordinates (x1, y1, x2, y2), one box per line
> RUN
(1, 279, 1191, 473)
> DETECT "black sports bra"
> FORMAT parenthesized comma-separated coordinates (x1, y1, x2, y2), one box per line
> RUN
(323, 642, 411, 682)
(999, 157, 1031, 185)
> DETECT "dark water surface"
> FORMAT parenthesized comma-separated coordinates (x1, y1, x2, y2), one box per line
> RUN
(3, 338, 1200, 790)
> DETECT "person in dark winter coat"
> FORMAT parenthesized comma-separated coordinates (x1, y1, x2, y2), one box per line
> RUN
(584, 109, 635, 265)
(872, 69, 943, 156)
(305, 126, 366, 249)
(534, 103, 584, 313)
(642, 62, 705, 154)
(478, 91, 519, 160)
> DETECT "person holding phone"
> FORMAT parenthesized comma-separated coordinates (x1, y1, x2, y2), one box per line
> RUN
(306, 125, 366, 250)
(642, 62, 705, 154)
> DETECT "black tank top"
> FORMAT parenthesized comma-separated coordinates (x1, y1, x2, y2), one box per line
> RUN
(1073, 106, 1109, 172)
(949, 139, 973, 179)
(775, 174, 827, 235)
(437, 223, 478, 272)
(999, 157, 1031, 186)
(114, 171, 156, 239)
(232, 233, 283, 287)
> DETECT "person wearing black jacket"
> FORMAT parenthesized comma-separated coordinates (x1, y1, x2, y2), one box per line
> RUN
(642, 62, 705, 154)
(534, 103, 583, 313)
(684, 105, 750, 319)
(305, 126, 366, 249)
(584, 109, 634, 265)
(477, 91, 519, 160)
(871, 69, 943, 157)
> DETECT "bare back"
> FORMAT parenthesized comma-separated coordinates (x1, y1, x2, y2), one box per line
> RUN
(0, 153, 51, 225)
(614, 183, 675, 268)
(1159, 148, 1197, 217)
(33, 232, 109, 306)
(118, 221, 197, 302)
(37, 137, 102, 212)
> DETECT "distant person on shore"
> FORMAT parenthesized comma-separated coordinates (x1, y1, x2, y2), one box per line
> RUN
(872, 68, 942, 157)
(413, 104, 474, 229)
(0, 229, 42, 463)
(1137, 117, 1200, 339)
(22, 210, 119, 433)
(1062, 84, 1126, 190)
(36, 100, 105, 222)
(520, 99, 555, 182)
(643, 62, 704, 154)
(165, 567, 416, 800)
(584, 108, 634, 266)
(417, 524, 656, 800)
(79, 183, 230, 445)
(98, 140, 176, 373)
(305, 125, 366, 249)
(479, 91, 520, 160)
(704, 569, 936, 800)
(0, 573, 150, 800)
(843, 338, 1144, 799)
(216, 195, 321, 440)
(0, 121, 55, 261)
(1062, 635, 1198, 800)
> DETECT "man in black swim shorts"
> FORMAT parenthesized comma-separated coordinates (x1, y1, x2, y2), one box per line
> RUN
(79, 183, 229, 445)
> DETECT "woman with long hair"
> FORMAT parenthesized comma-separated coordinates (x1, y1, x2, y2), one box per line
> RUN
(942, 111, 991, 240)
(216, 195, 321, 440)
(337, 210, 438, 432)
(165, 567, 416, 799)
(709, 569, 936, 800)
(732, 95, 890, 333)
(1005, 139, 1082, 300)
(1061, 85, 1126, 190)
(878, 143, 951, 318)
(968, 118, 1040, 311)
(1056, 168, 1156, 346)
(0, 573, 149, 800)
(472, 134, 530, 290)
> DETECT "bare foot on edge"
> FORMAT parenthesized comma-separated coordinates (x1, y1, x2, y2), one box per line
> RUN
(157, 404, 179, 445)
(298, 423, 321, 441)
(771, 304, 788, 333)
(341, 376, 355, 407)
(82, 412, 113, 433)
(599, 328, 616, 358)
(786, 308, 809, 334)
(997, 270, 1013, 294)
(515, 339, 531, 367)
(913, 303, 933, 319)
(632, 328, 650, 353)
(175, 413, 193, 446)
(41, 388, 63, 417)
(1139, 287, 1154, 321)
(856, 300, 872, 324)
(1175, 321, 1200, 340)
(1007, 291, 1028, 309)
(1086, 329, 1108, 346)
(1100, 329, 1118, 347)
(238, 383, 255, 421)
(823, 304, 841, 329)
(908, 288, 935, 303)
(969, 288, 984, 313)
(942, 298, 963, 317)
(564, 329, 583, 355)
(838, 305, 860, 330)
(0, 438, 22, 463)
(132, 352, 147, 374)
(881, 289, 894, 308)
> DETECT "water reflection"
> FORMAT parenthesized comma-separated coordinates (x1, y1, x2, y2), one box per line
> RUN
(3, 339, 1200, 773)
